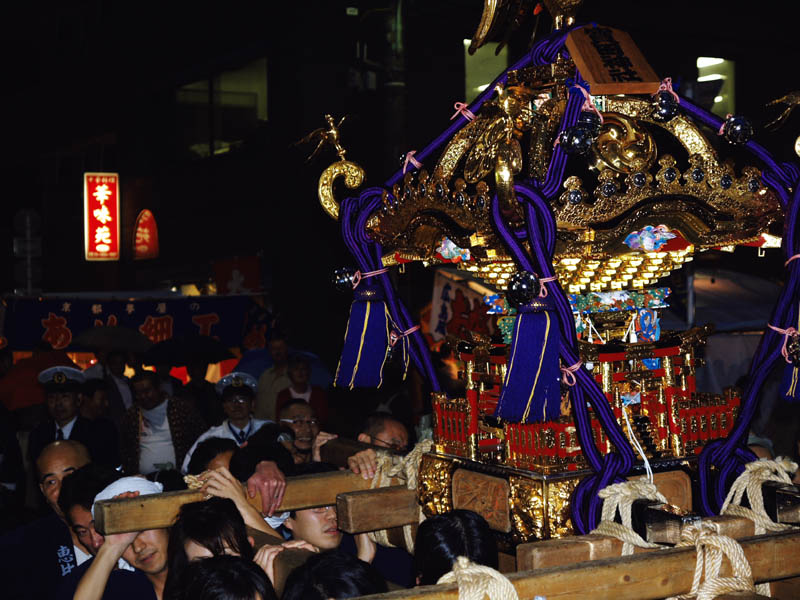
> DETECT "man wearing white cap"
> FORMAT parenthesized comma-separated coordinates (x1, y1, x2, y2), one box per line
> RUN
(28, 367, 120, 469)
(60, 476, 168, 600)
(180, 372, 272, 474)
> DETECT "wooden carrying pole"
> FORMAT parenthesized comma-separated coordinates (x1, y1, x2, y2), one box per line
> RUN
(362, 529, 800, 600)
(94, 470, 372, 535)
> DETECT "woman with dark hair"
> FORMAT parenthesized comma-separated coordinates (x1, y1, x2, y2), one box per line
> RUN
(165, 498, 256, 598)
(281, 550, 387, 600)
(187, 438, 240, 475)
(413, 509, 498, 585)
(166, 555, 277, 600)
(165, 496, 314, 598)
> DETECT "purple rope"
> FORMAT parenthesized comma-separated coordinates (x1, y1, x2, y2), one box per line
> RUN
(672, 94, 800, 513)
(678, 97, 796, 194)
(697, 180, 800, 513)
(339, 191, 442, 392)
(516, 186, 639, 530)
(385, 24, 587, 188)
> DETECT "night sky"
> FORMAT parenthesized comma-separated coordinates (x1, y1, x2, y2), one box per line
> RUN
(1, 0, 798, 369)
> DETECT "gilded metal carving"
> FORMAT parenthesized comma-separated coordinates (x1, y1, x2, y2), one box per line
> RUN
(318, 161, 365, 221)
(509, 475, 545, 540)
(545, 478, 579, 538)
(418, 454, 454, 517)
(301, 115, 365, 221)
(591, 112, 657, 174)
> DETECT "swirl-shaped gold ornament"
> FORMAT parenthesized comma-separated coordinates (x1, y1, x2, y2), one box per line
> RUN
(592, 112, 657, 174)
(317, 160, 365, 220)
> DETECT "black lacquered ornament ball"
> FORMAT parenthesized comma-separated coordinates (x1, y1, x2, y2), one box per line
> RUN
(332, 267, 358, 293)
(577, 111, 602, 137)
(506, 271, 541, 307)
(722, 115, 754, 145)
(787, 335, 800, 366)
(558, 125, 595, 155)
(651, 91, 680, 122)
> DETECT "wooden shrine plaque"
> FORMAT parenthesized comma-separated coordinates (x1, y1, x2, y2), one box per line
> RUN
(451, 469, 511, 533)
(565, 26, 661, 95)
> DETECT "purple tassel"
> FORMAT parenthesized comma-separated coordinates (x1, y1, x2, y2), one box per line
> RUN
(495, 302, 561, 423)
(333, 282, 391, 389)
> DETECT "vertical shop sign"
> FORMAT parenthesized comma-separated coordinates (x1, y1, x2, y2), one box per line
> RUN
(84, 173, 121, 261)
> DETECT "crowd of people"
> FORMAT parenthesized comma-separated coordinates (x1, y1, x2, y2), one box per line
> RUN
(0, 333, 501, 599)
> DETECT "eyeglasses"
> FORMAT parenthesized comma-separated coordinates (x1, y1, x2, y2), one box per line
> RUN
(280, 418, 319, 426)
(222, 396, 251, 405)
(370, 436, 409, 452)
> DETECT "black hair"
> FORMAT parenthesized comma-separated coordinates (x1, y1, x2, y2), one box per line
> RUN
(82, 378, 109, 395)
(165, 498, 256, 599)
(188, 438, 240, 475)
(58, 463, 123, 521)
(229, 432, 295, 482)
(287, 354, 310, 370)
(131, 370, 159, 387)
(413, 509, 498, 585)
(282, 550, 387, 600)
(278, 399, 316, 419)
(147, 468, 188, 492)
(165, 555, 276, 600)
(361, 412, 399, 438)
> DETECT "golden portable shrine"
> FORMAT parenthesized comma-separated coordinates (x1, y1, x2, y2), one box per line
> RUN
(309, 0, 797, 551)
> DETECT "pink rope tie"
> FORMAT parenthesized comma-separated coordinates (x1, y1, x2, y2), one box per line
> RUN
(572, 85, 603, 124)
(352, 267, 389, 289)
(785, 254, 800, 267)
(718, 113, 733, 136)
(561, 361, 583, 386)
(767, 324, 798, 363)
(539, 275, 558, 298)
(450, 102, 476, 122)
(390, 325, 420, 347)
(655, 77, 680, 102)
(403, 151, 422, 174)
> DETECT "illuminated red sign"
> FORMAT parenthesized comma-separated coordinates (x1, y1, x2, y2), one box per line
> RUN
(133, 209, 159, 260)
(84, 173, 120, 261)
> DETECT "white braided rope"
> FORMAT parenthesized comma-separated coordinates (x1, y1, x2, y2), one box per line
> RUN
(668, 521, 755, 600)
(721, 457, 798, 535)
(590, 479, 668, 555)
(367, 438, 433, 551)
(437, 556, 520, 600)
(720, 457, 798, 596)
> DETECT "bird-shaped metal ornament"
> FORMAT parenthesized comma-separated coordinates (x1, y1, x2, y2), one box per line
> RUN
(297, 114, 365, 220)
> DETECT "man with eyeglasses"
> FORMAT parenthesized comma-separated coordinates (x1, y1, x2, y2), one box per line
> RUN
(347, 412, 410, 480)
(278, 399, 336, 464)
(181, 372, 272, 474)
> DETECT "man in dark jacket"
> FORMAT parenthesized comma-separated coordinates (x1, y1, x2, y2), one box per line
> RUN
(0, 440, 91, 599)
(28, 367, 120, 469)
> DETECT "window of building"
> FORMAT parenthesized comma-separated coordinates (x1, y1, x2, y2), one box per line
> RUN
(176, 57, 268, 159)
(696, 57, 734, 118)
(464, 40, 508, 103)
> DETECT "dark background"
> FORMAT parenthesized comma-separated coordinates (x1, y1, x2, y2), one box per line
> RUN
(1, 0, 798, 369)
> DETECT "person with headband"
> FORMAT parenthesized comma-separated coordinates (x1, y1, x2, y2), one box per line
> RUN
(64, 476, 169, 600)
